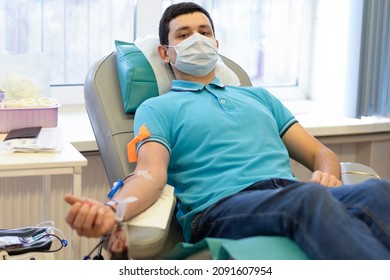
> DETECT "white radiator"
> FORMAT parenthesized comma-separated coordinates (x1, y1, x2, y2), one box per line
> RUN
(0, 152, 109, 260)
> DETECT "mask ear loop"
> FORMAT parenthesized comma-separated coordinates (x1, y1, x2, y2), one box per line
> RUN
(163, 45, 177, 72)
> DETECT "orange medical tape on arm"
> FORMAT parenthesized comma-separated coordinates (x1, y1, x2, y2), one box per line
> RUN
(127, 124, 151, 162)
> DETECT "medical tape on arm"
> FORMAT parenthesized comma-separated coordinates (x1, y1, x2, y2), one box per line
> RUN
(107, 170, 154, 221)
(115, 197, 138, 222)
(127, 124, 151, 162)
(134, 170, 154, 180)
(107, 170, 154, 200)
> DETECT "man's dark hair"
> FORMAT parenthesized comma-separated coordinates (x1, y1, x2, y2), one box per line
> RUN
(159, 2, 215, 46)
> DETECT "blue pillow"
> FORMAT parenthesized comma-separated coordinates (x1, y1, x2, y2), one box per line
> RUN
(115, 40, 159, 113)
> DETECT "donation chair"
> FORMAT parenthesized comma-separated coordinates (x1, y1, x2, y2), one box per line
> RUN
(84, 36, 380, 260)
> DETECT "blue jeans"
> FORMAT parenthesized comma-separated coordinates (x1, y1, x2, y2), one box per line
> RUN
(190, 178, 390, 259)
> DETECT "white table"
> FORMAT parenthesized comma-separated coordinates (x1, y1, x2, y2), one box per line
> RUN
(0, 136, 87, 259)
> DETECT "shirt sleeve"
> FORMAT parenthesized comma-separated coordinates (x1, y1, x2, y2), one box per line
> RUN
(255, 88, 297, 136)
(133, 102, 172, 155)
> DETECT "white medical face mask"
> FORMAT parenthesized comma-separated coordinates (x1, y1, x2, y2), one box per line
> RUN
(169, 33, 218, 76)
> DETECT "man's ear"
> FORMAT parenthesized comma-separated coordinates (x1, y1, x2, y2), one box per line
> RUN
(158, 45, 170, 63)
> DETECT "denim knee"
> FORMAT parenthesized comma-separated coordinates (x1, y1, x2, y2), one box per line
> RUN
(363, 178, 390, 193)
(366, 179, 390, 199)
(331, 179, 390, 206)
(363, 179, 390, 207)
(272, 183, 338, 223)
(290, 183, 330, 202)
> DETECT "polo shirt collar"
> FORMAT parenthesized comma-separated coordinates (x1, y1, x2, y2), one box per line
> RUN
(171, 77, 225, 92)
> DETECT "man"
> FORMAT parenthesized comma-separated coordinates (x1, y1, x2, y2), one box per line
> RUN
(65, 2, 390, 259)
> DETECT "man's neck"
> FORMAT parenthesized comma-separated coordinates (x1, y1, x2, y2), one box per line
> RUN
(174, 70, 215, 84)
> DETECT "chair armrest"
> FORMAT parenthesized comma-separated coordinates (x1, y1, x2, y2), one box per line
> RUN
(340, 162, 380, 185)
(124, 184, 178, 259)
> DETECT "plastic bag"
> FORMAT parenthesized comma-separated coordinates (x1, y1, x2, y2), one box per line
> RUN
(0, 53, 51, 100)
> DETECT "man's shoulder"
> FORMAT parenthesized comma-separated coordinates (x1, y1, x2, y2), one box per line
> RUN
(138, 90, 183, 113)
(142, 90, 176, 102)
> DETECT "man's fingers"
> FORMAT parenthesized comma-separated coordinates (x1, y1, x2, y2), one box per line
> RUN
(65, 200, 82, 226)
(64, 194, 80, 205)
(310, 171, 342, 187)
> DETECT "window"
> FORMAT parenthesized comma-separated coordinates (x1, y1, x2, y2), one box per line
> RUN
(1, 0, 305, 89)
(3, 0, 380, 120)
(0, 0, 135, 86)
(163, 0, 305, 89)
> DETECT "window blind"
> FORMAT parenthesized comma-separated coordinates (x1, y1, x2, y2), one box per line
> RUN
(357, 0, 390, 117)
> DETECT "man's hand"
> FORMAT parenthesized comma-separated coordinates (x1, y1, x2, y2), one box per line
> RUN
(64, 194, 117, 238)
(310, 170, 342, 188)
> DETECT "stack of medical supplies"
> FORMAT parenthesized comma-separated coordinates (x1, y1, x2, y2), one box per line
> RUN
(0, 91, 60, 133)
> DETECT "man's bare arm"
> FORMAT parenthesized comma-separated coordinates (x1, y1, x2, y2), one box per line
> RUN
(282, 122, 342, 187)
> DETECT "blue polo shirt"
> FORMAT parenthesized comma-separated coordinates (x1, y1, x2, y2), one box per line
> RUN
(134, 77, 298, 241)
